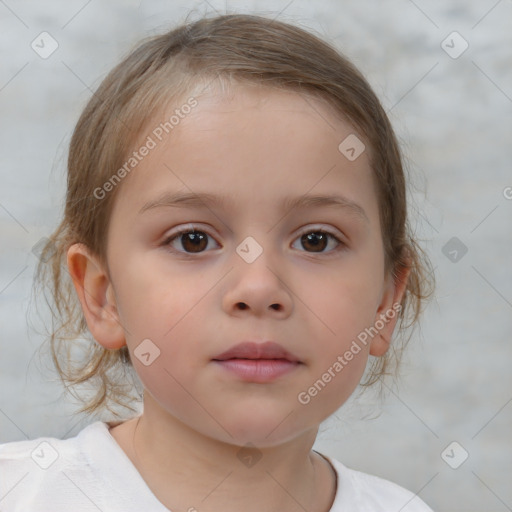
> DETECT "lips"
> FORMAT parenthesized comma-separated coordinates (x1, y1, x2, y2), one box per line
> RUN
(212, 341, 302, 383)
(212, 341, 301, 363)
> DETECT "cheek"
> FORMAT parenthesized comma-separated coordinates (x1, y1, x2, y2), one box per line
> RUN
(293, 271, 380, 416)
(119, 274, 212, 408)
(293, 249, 385, 400)
(298, 256, 384, 342)
(111, 258, 220, 395)
(113, 253, 211, 336)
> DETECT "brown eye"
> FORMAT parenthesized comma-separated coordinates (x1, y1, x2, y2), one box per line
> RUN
(164, 229, 219, 254)
(292, 230, 343, 254)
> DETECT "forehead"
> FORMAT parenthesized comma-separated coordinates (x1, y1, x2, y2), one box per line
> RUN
(172, 83, 352, 146)
(110, 84, 379, 225)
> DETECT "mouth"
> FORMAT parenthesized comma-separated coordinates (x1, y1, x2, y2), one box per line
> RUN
(213, 341, 301, 362)
(212, 341, 302, 383)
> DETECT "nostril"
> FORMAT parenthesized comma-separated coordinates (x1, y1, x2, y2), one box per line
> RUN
(235, 302, 282, 311)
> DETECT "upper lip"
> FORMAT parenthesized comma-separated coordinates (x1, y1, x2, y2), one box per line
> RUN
(212, 341, 301, 363)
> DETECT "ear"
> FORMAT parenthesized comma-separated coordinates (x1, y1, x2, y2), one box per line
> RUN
(369, 262, 411, 357)
(67, 243, 126, 350)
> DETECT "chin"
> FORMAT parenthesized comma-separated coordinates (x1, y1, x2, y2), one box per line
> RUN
(213, 407, 315, 448)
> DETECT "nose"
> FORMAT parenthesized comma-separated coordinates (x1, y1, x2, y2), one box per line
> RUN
(223, 252, 293, 318)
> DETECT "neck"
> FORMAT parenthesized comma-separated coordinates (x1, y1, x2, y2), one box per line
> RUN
(111, 394, 336, 512)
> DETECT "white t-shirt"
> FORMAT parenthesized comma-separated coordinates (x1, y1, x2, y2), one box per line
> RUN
(0, 421, 433, 511)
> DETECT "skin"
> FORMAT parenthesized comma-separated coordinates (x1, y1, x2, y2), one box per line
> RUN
(68, 84, 409, 512)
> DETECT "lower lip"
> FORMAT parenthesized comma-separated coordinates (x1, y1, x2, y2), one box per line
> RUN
(213, 359, 301, 383)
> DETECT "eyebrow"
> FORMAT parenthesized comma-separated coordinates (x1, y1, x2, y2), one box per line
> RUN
(139, 191, 369, 223)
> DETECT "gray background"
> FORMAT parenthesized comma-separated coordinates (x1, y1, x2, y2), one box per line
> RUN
(1, 1, 511, 511)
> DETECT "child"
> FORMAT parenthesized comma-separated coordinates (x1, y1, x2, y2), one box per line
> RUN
(0, 13, 434, 511)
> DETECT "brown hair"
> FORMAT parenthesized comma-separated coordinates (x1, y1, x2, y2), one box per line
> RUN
(34, 13, 434, 418)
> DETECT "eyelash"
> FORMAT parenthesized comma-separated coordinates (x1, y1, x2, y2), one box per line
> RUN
(161, 225, 346, 256)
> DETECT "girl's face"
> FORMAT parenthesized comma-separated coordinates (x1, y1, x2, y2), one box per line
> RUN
(101, 85, 403, 446)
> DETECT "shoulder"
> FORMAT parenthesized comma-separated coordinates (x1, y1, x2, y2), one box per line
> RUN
(0, 422, 110, 511)
(0, 421, 107, 468)
(324, 455, 434, 512)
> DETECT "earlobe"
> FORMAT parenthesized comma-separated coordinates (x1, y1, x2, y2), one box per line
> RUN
(67, 243, 126, 350)
(369, 263, 411, 357)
